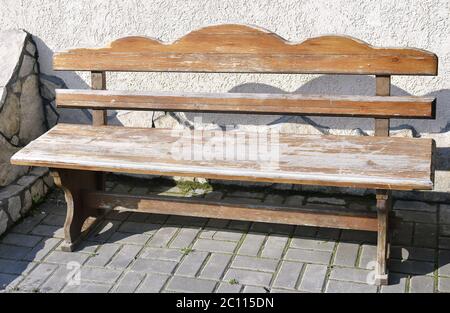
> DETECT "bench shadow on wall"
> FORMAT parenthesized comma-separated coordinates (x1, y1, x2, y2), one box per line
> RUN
(23, 37, 449, 286)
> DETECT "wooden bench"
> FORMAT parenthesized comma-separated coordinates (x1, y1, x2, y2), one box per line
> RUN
(11, 24, 438, 285)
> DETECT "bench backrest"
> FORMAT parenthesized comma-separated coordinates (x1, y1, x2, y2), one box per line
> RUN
(53, 24, 438, 135)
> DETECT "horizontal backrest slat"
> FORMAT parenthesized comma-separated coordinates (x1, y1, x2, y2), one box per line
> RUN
(53, 24, 438, 75)
(56, 89, 436, 119)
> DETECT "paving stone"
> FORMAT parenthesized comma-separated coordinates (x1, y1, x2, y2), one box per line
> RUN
(10, 213, 46, 234)
(106, 209, 130, 221)
(438, 276, 450, 292)
(316, 227, 340, 240)
(131, 258, 177, 275)
(438, 250, 450, 277)
(394, 200, 437, 213)
(140, 247, 183, 262)
(299, 264, 327, 292)
(228, 190, 265, 199)
(112, 271, 145, 293)
(166, 215, 207, 227)
(169, 227, 200, 249)
(24, 238, 61, 262)
(439, 237, 450, 250)
(146, 213, 169, 224)
(284, 248, 332, 265)
(227, 220, 251, 231)
(330, 267, 372, 284)
(307, 197, 345, 206)
(206, 219, 229, 228)
(263, 194, 284, 205)
(231, 255, 279, 273)
(0, 258, 35, 275)
(294, 225, 317, 238)
(260, 235, 288, 259)
(223, 196, 262, 205)
(135, 273, 169, 293)
(118, 221, 159, 234)
(272, 261, 303, 290)
(389, 259, 435, 276)
(326, 280, 377, 293)
(251, 222, 293, 235)
(85, 244, 121, 267)
(413, 223, 437, 248)
(199, 253, 232, 280)
(223, 268, 272, 287)
(199, 229, 216, 240)
(333, 242, 359, 267)
(204, 191, 224, 201)
(243, 285, 268, 293)
(80, 267, 122, 284)
(175, 251, 209, 277)
(108, 245, 142, 269)
(39, 266, 70, 293)
(216, 282, 241, 293)
(45, 251, 90, 265)
(2, 233, 42, 247)
(410, 275, 435, 293)
(147, 226, 179, 248)
(30, 224, 63, 238)
(358, 244, 376, 269)
(166, 276, 216, 293)
(63, 282, 111, 293)
(41, 214, 65, 226)
(108, 232, 151, 245)
(213, 230, 243, 242)
(391, 221, 414, 246)
(193, 239, 237, 253)
(380, 273, 407, 293)
(0, 273, 22, 291)
(237, 233, 266, 256)
(440, 224, 450, 237)
(395, 210, 437, 224)
(291, 237, 335, 252)
(341, 230, 376, 244)
(390, 246, 435, 262)
(17, 263, 58, 291)
(440, 204, 450, 224)
(0, 243, 30, 260)
(270, 288, 303, 293)
(88, 220, 121, 243)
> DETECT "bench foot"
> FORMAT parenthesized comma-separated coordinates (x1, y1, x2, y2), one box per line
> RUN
(375, 190, 391, 286)
(51, 169, 104, 252)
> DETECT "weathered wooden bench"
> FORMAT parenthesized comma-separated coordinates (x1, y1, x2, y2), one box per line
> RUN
(11, 25, 438, 285)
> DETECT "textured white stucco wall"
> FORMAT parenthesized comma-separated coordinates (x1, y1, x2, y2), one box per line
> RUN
(0, 0, 449, 132)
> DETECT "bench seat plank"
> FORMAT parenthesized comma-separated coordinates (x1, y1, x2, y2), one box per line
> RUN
(11, 124, 434, 190)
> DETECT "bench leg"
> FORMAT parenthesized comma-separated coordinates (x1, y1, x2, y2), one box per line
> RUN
(375, 190, 391, 285)
(51, 169, 104, 252)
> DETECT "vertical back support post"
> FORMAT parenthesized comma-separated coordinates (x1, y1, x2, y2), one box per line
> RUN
(91, 71, 107, 190)
(374, 75, 391, 285)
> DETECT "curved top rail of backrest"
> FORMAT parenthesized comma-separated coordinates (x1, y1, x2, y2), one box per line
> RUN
(53, 24, 438, 75)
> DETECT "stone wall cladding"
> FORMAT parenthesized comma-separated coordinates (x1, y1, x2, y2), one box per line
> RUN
(0, 167, 54, 236)
(0, 29, 47, 186)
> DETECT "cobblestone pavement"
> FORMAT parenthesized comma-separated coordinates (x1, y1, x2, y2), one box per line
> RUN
(0, 175, 449, 293)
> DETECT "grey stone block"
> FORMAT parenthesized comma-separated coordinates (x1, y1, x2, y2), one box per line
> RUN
(231, 255, 279, 272)
(410, 275, 435, 293)
(237, 233, 266, 256)
(216, 282, 241, 293)
(87, 220, 121, 243)
(307, 196, 345, 206)
(390, 246, 435, 262)
(284, 195, 304, 206)
(440, 204, 450, 224)
(45, 251, 90, 265)
(147, 226, 179, 248)
(380, 273, 407, 293)
(0, 273, 21, 291)
(0, 258, 35, 275)
(10, 213, 46, 234)
(250, 222, 293, 235)
(326, 280, 377, 293)
(193, 239, 237, 253)
(299, 264, 327, 292)
(63, 282, 111, 293)
(438, 250, 450, 277)
(112, 271, 145, 293)
(290, 237, 335, 252)
(294, 226, 317, 238)
(389, 259, 434, 276)
(284, 248, 332, 265)
(39, 266, 70, 293)
(135, 273, 169, 293)
(261, 234, 288, 259)
(213, 230, 243, 242)
(80, 266, 122, 284)
(131, 258, 177, 274)
(108, 245, 142, 269)
(7, 196, 21, 222)
(24, 237, 61, 262)
(391, 221, 414, 246)
(263, 194, 284, 205)
(358, 244, 376, 269)
(272, 261, 303, 290)
(223, 268, 272, 287)
(330, 267, 372, 284)
(108, 232, 151, 246)
(199, 253, 232, 280)
(413, 223, 437, 248)
(0, 243, 30, 260)
(175, 251, 209, 277)
(118, 221, 159, 234)
(2, 233, 42, 247)
(438, 277, 450, 292)
(341, 230, 377, 244)
(17, 263, 58, 291)
(41, 214, 65, 226)
(30, 224, 63, 238)
(169, 227, 200, 249)
(333, 242, 359, 267)
(140, 247, 184, 262)
(166, 276, 216, 293)
(85, 243, 121, 267)
(243, 285, 268, 293)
